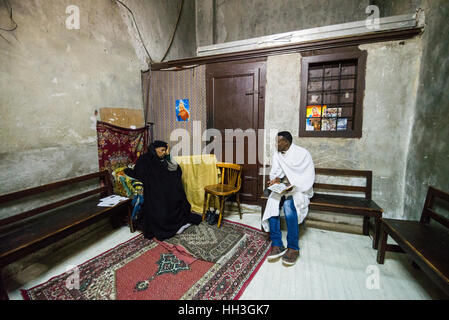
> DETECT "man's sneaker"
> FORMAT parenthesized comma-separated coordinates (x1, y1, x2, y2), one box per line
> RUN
(267, 246, 287, 262)
(281, 248, 299, 266)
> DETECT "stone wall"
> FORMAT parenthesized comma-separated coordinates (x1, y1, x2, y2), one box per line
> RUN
(0, 0, 195, 218)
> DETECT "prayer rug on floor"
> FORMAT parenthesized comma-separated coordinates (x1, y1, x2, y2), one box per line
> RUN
(21, 220, 270, 300)
(164, 220, 245, 263)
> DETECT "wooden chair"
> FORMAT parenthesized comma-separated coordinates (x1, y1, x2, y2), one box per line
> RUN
(202, 162, 242, 228)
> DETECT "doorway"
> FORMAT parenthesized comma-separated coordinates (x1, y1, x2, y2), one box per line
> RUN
(206, 58, 266, 205)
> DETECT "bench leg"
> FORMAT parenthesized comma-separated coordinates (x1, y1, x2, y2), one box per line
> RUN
(372, 217, 381, 250)
(376, 223, 388, 264)
(363, 216, 370, 236)
(0, 269, 8, 300)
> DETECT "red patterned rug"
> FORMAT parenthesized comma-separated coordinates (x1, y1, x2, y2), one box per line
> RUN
(21, 220, 270, 300)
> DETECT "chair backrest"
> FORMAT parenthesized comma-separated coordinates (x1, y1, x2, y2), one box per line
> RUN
(217, 162, 242, 190)
(420, 186, 449, 229)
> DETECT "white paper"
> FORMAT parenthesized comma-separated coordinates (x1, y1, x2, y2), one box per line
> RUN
(97, 194, 129, 207)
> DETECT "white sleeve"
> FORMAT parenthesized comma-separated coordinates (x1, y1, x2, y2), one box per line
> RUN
(269, 152, 285, 180)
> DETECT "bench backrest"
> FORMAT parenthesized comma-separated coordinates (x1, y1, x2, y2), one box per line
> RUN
(314, 168, 372, 200)
(420, 186, 449, 228)
(0, 171, 112, 228)
(260, 167, 373, 200)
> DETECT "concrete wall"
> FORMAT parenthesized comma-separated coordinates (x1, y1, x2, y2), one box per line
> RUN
(0, 0, 195, 210)
(403, 0, 449, 220)
(0, 0, 196, 283)
(196, 0, 370, 46)
(195, 0, 449, 223)
(264, 38, 423, 221)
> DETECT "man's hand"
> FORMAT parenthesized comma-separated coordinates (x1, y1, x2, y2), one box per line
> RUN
(267, 177, 281, 187)
(165, 145, 170, 156)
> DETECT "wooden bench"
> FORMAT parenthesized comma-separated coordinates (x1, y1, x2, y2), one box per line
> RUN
(376, 186, 449, 296)
(261, 168, 384, 249)
(0, 171, 132, 300)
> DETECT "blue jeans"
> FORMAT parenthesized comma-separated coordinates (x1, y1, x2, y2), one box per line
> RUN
(269, 196, 299, 251)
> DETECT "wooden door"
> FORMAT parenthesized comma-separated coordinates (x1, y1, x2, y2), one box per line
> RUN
(206, 59, 266, 205)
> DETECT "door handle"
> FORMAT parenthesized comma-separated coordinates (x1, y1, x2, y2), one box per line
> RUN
(245, 91, 259, 95)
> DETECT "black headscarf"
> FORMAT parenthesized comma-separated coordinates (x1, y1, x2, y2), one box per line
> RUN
(152, 140, 168, 149)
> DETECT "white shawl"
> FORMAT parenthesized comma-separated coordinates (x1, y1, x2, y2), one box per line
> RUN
(262, 143, 315, 232)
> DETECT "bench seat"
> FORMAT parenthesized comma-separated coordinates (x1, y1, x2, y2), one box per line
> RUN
(0, 195, 130, 263)
(0, 170, 131, 300)
(310, 193, 383, 214)
(377, 186, 449, 296)
(381, 219, 449, 274)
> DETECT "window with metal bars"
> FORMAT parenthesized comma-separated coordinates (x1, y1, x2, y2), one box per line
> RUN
(299, 49, 367, 138)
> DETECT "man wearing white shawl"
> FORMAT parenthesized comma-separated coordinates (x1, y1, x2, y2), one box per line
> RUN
(262, 131, 315, 266)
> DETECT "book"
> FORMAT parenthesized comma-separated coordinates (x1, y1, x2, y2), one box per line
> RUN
(337, 118, 348, 131)
(306, 105, 325, 131)
(306, 105, 323, 118)
(322, 119, 337, 131)
(267, 183, 293, 194)
(323, 107, 342, 118)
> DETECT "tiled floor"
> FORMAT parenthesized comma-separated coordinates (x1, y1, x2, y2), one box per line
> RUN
(5, 205, 447, 300)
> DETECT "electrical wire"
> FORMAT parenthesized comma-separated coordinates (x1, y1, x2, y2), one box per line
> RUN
(0, 0, 18, 32)
(160, 0, 183, 62)
(115, 0, 153, 64)
(115, 0, 184, 66)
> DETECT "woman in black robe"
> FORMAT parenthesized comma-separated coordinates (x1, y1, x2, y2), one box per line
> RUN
(124, 140, 202, 240)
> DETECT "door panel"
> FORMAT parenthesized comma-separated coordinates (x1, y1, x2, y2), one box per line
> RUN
(206, 59, 266, 204)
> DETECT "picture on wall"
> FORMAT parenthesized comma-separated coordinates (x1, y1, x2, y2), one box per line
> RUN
(175, 99, 190, 122)
(306, 105, 323, 118)
(322, 119, 337, 131)
(323, 107, 342, 118)
(306, 105, 324, 131)
(337, 118, 348, 131)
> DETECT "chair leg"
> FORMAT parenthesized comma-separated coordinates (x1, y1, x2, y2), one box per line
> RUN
(202, 192, 209, 222)
(376, 223, 388, 264)
(236, 193, 242, 220)
(217, 197, 225, 228)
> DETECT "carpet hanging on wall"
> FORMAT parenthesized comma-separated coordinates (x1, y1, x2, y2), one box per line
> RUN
(21, 220, 271, 300)
(96, 121, 148, 174)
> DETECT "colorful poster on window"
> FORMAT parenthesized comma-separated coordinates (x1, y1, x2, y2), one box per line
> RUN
(175, 99, 190, 122)
(337, 118, 348, 131)
(306, 105, 324, 131)
(306, 105, 323, 118)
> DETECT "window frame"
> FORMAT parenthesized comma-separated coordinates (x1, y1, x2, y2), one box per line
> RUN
(299, 49, 367, 138)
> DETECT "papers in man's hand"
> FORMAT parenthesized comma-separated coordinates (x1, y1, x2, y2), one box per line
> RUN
(98, 195, 129, 207)
(267, 183, 293, 194)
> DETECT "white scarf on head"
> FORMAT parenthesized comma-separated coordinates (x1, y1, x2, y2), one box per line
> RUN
(262, 143, 315, 232)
